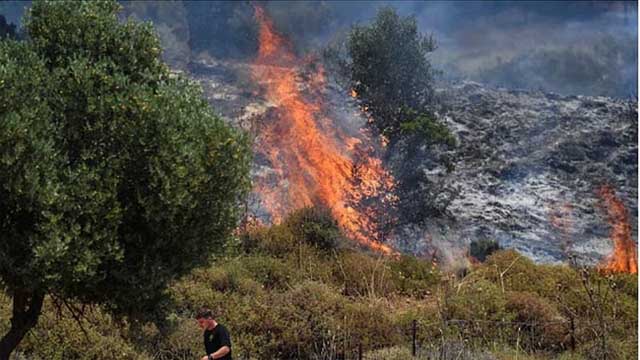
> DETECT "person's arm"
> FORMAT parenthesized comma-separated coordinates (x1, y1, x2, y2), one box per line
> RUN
(209, 346, 230, 359)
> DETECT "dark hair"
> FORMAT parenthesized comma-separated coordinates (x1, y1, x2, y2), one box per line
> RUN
(195, 307, 214, 319)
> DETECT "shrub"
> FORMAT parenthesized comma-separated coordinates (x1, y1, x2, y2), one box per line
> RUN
(332, 250, 397, 297)
(505, 291, 568, 351)
(476, 250, 566, 297)
(343, 299, 401, 351)
(241, 223, 297, 256)
(240, 255, 300, 290)
(443, 277, 512, 341)
(388, 255, 440, 297)
(284, 206, 345, 251)
(271, 281, 347, 359)
(469, 239, 502, 262)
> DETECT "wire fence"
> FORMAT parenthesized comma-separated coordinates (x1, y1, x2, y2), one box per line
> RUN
(234, 318, 637, 360)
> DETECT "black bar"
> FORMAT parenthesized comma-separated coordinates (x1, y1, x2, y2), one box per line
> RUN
(412, 319, 417, 356)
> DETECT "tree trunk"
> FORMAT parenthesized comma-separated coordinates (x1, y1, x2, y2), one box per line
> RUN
(0, 289, 45, 360)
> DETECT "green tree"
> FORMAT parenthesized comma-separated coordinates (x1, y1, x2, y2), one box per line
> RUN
(0, 1, 251, 357)
(347, 7, 437, 140)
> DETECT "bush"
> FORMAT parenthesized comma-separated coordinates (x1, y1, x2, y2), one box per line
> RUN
(284, 206, 345, 251)
(332, 251, 397, 297)
(476, 250, 566, 297)
(443, 277, 512, 341)
(469, 239, 502, 262)
(240, 223, 297, 256)
(388, 255, 440, 297)
(270, 281, 347, 359)
(400, 111, 457, 147)
(343, 299, 401, 351)
(505, 291, 567, 351)
(240, 255, 300, 290)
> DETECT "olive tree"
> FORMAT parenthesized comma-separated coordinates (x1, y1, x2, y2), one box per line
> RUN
(0, 1, 251, 357)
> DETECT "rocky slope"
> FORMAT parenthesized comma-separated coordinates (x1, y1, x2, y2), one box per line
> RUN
(187, 59, 637, 266)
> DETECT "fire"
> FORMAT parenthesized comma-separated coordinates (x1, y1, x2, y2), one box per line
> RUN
(597, 185, 638, 274)
(250, 6, 395, 254)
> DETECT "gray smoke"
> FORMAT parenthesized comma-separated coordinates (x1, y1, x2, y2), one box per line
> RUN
(3, 1, 635, 97)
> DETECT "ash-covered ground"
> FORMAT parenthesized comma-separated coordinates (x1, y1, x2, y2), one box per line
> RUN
(187, 58, 637, 266)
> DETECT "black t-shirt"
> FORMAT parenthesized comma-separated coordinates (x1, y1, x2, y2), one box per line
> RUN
(204, 323, 232, 360)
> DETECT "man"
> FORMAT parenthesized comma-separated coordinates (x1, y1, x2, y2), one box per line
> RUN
(196, 307, 233, 360)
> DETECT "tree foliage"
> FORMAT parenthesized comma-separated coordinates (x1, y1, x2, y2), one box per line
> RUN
(346, 7, 437, 140)
(0, 0, 250, 356)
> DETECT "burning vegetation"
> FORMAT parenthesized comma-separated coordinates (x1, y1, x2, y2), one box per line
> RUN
(597, 185, 638, 274)
(250, 6, 395, 253)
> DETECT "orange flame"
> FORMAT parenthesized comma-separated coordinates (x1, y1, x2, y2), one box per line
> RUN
(250, 6, 395, 254)
(597, 185, 638, 274)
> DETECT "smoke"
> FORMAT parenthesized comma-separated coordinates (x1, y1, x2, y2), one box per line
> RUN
(3, 1, 635, 96)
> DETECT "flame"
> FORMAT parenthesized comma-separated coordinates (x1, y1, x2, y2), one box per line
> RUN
(597, 185, 638, 274)
(250, 6, 395, 254)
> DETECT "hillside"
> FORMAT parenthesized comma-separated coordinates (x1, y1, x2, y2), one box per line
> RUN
(186, 57, 637, 268)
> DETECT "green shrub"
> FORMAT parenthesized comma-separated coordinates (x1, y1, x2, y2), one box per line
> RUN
(271, 281, 347, 358)
(332, 250, 397, 297)
(240, 223, 297, 256)
(399, 111, 457, 147)
(389, 255, 440, 297)
(476, 250, 568, 297)
(443, 277, 512, 341)
(240, 255, 300, 290)
(17, 299, 149, 360)
(343, 299, 400, 351)
(284, 206, 345, 251)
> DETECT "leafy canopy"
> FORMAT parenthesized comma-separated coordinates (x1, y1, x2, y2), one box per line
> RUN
(0, 0, 251, 318)
(347, 7, 437, 139)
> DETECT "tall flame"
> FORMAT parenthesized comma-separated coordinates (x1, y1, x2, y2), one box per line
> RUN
(250, 6, 395, 253)
(597, 185, 638, 274)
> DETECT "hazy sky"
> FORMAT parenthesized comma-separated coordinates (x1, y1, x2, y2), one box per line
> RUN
(2, 1, 637, 97)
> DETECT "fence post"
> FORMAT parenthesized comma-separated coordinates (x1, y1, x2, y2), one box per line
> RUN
(358, 343, 363, 360)
(412, 319, 417, 357)
(570, 317, 576, 351)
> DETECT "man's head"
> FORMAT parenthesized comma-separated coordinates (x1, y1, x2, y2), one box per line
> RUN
(196, 307, 217, 330)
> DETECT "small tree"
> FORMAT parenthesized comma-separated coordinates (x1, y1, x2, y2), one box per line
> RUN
(347, 7, 437, 140)
(0, 1, 251, 357)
